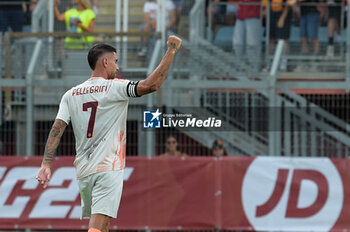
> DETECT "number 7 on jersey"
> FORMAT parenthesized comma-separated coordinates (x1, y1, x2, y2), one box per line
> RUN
(83, 101, 98, 138)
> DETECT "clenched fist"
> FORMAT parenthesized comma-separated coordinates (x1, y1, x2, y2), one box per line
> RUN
(167, 35, 182, 53)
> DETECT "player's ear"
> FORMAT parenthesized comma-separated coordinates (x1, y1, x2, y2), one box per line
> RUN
(102, 57, 108, 68)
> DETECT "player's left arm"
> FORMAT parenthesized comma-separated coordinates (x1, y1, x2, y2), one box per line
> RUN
(36, 119, 67, 188)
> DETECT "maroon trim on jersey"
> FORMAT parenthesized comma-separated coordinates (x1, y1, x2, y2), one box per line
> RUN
(82, 101, 98, 138)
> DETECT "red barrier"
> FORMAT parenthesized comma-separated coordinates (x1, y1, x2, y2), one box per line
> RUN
(0, 156, 347, 231)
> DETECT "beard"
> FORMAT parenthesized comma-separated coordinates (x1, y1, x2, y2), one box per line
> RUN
(107, 70, 118, 79)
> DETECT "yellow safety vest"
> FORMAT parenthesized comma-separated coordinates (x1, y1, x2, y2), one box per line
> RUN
(64, 8, 96, 49)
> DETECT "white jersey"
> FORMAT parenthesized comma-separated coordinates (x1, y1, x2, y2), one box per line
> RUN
(56, 77, 139, 179)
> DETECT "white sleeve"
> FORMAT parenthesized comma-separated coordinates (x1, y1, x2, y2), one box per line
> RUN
(56, 91, 71, 124)
(109, 79, 140, 101)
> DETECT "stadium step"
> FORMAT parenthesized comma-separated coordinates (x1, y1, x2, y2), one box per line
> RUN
(93, 28, 143, 42)
(96, 0, 146, 32)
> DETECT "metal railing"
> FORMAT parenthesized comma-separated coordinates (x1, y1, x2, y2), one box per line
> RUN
(167, 37, 350, 157)
(190, 0, 205, 44)
(206, 0, 349, 78)
(1, 33, 350, 157)
(26, 39, 43, 156)
(146, 39, 163, 157)
(32, 0, 53, 33)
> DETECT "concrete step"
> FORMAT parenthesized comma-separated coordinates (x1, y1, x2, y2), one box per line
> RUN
(93, 34, 142, 43)
(99, 1, 144, 8)
(94, 28, 140, 33)
(95, 24, 142, 31)
(98, 10, 144, 18)
(95, 0, 146, 31)
(99, 6, 144, 15)
(95, 16, 143, 31)
(98, 0, 144, 16)
(96, 14, 143, 24)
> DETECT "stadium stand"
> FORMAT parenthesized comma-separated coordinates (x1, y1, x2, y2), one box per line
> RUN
(1, 0, 350, 159)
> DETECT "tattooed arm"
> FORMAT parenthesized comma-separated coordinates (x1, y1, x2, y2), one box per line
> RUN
(36, 119, 67, 188)
(136, 35, 182, 96)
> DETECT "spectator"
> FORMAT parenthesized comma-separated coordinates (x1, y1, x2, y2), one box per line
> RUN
(172, 0, 183, 33)
(327, 0, 342, 56)
(91, 0, 98, 15)
(176, 0, 195, 39)
(206, 0, 224, 31)
(211, 139, 227, 157)
(54, 0, 72, 32)
(289, 0, 321, 54)
(138, 0, 176, 57)
(54, 0, 96, 49)
(160, 135, 188, 157)
(23, 0, 38, 32)
(0, 0, 24, 34)
(207, 0, 238, 27)
(54, 0, 73, 70)
(226, 0, 238, 25)
(268, 0, 292, 71)
(231, 0, 262, 75)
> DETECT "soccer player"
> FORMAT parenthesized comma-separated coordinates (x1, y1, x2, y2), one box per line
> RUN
(36, 35, 182, 232)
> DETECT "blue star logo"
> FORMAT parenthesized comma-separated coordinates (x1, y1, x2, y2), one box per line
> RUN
(143, 109, 162, 128)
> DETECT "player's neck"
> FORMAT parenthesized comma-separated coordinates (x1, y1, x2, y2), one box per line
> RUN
(91, 70, 107, 80)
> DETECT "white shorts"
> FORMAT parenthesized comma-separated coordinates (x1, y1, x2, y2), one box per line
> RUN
(77, 169, 124, 219)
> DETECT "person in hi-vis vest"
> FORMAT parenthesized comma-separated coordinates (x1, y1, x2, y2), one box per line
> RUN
(54, 0, 96, 49)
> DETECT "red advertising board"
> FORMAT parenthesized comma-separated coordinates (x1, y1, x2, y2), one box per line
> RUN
(0, 156, 348, 231)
